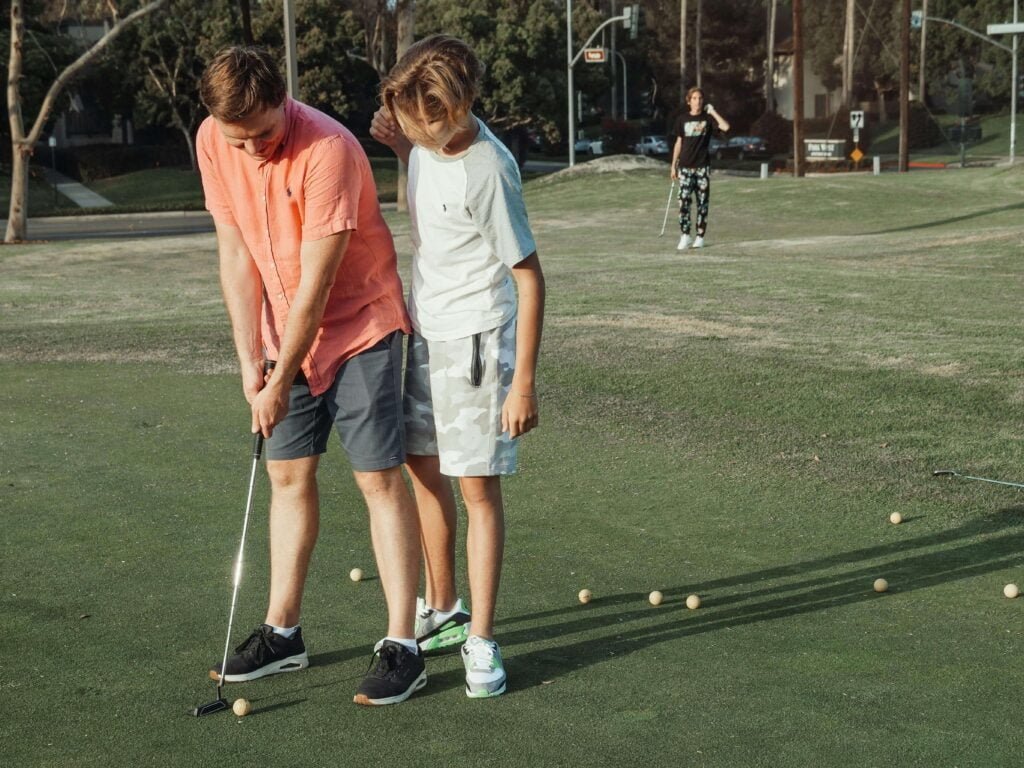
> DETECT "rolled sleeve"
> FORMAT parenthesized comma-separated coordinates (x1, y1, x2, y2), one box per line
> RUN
(301, 136, 360, 242)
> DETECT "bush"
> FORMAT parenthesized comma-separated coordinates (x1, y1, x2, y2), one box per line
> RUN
(52, 144, 192, 182)
(749, 111, 792, 155)
(600, 117, 641, 155)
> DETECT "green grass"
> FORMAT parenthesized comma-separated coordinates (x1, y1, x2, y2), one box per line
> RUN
(3, 166, 1024, 765)
(89, 167, 206, 210)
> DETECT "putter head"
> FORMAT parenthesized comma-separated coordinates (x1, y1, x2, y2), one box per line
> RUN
(932, 470, 957, 477)
(192, 697, 230, 717)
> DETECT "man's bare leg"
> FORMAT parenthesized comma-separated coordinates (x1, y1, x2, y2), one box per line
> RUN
(354, 466, 421, 639)
(265, 456, 321, 627)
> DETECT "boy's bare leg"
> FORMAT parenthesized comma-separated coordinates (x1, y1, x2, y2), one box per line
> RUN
(265, 456, 321, 627)
(405, 453, 459, 611)
(458, 475, 505, 639)
(354, 466, 421, 639)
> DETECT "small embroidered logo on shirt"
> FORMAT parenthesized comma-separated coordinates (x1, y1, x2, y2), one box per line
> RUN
(286, 187, 292, 197)
(442, 203, 446, 212)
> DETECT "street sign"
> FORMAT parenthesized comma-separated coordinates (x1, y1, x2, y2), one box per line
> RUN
(583, 48, 606, 63)
(849, 110, 865, 130)
(850, 147, 864, 163)
(911, 10, 923, 30)
(987, 23, 1024, 35)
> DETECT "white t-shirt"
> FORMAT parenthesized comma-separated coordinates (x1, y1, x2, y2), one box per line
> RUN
(406, 118, 537, 341)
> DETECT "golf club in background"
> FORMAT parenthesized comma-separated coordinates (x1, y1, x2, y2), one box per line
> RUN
(659, 179, 676, 237)
(933, 469, 1024, 490)
(193, 362, 273, 717)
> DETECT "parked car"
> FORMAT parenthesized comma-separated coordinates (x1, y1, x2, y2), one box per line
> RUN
(714, 135, 769, 160)
(634, 134, 670, 156)
(574, 137, 605, 156)
(709, 137, 727, 156)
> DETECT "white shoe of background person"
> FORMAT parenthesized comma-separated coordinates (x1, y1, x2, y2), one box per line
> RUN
(676, 233, 692, 251)
(692, 236, 705, 249)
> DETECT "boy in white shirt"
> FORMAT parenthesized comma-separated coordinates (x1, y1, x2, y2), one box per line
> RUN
(371, 34, 545, 697)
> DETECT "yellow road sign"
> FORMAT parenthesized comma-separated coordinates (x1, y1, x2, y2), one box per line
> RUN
(850, 147, 864, 163)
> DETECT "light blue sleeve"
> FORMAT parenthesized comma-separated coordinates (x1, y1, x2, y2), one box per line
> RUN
(464, 144, 537, 268)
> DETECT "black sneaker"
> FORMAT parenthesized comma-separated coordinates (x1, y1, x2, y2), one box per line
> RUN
(352, 640, 427, 706)
(208, 624, 309, 683)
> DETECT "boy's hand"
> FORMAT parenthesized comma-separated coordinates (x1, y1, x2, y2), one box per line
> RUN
(370, 107, 403, 149)
(502, 392, 539, 439)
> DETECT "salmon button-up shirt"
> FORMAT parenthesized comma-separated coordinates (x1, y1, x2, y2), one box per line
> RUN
(198, 98, 410, 396)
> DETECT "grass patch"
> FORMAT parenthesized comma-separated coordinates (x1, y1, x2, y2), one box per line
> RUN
(3, 165, 1024, 765)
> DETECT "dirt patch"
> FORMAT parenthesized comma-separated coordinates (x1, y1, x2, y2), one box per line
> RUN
(537, 154, 668, 184)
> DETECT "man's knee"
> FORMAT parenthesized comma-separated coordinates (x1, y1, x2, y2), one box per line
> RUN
(267, 457, 318, 491)
(353, 465, 409, 501)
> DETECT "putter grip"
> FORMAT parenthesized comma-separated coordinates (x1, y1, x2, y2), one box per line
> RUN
(252, 359, 276, 460)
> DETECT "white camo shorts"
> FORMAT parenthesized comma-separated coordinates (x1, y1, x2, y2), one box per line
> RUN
(403, 316, 517, 477)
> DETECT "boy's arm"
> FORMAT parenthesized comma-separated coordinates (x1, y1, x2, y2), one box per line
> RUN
(706, 104, 730, 133)
(370, 107, 413, 165)
(670, 136, 682, 179)
(503, 252, 545, 439)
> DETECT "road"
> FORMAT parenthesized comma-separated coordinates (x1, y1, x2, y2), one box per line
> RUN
(4, 160, 570, 242)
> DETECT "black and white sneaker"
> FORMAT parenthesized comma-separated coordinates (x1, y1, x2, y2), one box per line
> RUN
(352, 639, 427, 706)
(208, 624, 309, 683)
(416, 596, 471, 654)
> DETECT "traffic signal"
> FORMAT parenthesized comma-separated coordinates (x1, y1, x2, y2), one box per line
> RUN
(622, 4, 640, 40)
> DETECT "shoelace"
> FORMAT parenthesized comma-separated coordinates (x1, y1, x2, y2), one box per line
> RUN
(365, 643, 402, 678)
(235, 626, 276, 662)
(464, 639, 496, 671)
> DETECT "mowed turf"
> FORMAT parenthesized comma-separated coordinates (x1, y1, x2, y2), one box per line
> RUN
(2, 163, 1024, 766)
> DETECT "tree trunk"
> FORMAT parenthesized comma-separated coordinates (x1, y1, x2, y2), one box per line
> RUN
(765, 0, 777, 113)
(6, 0, 27, 242)
(6, 0, 167, 243)
(395, 0, 414, 213)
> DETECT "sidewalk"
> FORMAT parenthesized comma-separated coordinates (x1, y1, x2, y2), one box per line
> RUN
(39, 167, 114, 209)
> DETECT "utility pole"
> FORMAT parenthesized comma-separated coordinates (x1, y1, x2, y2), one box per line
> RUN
(611, 0, 618, 120)
(283, 0, 298, 98)
(680, 0, 687, 103)
(766, 0, 777, 113)
(567, 0, 575, 166)
(899, 0, 910, 172)
(842, 0, 854, 108)
(792, 0, 804, 177)
(919, 0, 928, 104)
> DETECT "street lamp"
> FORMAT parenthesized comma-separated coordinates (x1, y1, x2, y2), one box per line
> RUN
(567, 3, 637, 166)
(917, 4, 1018, 164)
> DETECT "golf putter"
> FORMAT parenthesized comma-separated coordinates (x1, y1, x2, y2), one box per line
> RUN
(659, 179, 676, 237)
(193, 363, 273, 717)
(932, 469, 1024, 490)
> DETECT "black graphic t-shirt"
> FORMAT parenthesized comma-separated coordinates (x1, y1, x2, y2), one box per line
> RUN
(673, 112, 716, 168)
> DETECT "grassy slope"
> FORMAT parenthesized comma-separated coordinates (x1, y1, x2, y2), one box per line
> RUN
(2, 166, 1024, 766)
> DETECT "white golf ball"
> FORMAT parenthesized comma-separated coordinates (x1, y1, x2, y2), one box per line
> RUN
(889, 512, 903, 525)
(648, 590, 664, 606)
(349, 567, 363, 582)
(1004, 583, 1019, 599)
(232, 698, 251, 717)
(873, 578, 889, 593)
(578, 588, 592, 604)
(686, 594, 701, 610)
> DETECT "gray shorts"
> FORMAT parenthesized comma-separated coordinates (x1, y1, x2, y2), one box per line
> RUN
(265, 331, 405, 471)
(404, 317, 517, 477)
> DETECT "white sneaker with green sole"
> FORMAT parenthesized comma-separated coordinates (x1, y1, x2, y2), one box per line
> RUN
(415, 597, 471, 654)
(461, 635, 506, 698)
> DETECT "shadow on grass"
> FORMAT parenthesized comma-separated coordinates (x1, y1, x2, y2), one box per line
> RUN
(867, 200, 1024, 235)
(501, 506, 1024, 692)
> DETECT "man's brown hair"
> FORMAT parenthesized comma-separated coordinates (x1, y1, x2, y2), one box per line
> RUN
(200, 46, 287, 122)
(380, 35, 485, 147)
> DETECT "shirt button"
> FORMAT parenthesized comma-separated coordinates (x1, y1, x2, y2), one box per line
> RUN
(277, 292, 285, 299)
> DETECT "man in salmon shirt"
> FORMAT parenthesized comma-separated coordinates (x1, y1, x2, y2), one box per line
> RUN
(197, 47, 426, 706)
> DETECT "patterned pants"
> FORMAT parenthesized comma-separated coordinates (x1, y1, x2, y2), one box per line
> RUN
(678, 165, 710, 237)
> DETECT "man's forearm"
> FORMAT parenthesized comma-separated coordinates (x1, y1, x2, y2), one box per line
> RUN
(219, 245, 264, 367)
